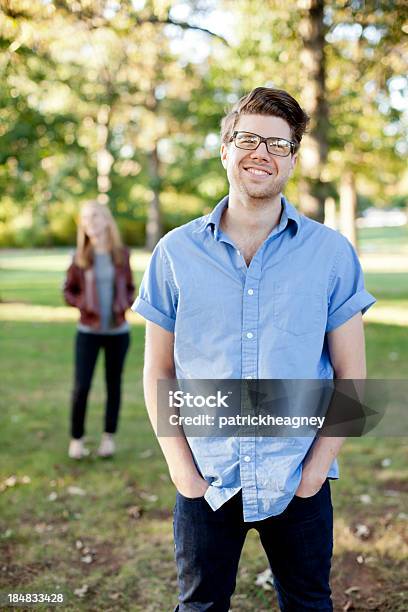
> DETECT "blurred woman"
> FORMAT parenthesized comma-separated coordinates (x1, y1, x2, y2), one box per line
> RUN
(63, 200, 135, 459)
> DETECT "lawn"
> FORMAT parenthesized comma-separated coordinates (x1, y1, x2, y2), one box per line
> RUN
(0, 227, 407, 611)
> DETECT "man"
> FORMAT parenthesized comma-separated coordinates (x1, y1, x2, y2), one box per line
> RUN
(132, 87, 376, 611)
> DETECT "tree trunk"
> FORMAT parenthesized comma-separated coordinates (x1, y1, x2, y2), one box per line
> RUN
(324, 196, 337, 229)
(96, 104, 114, 205)
(298, 0, 328, 223)
(339, 170, 357, 249)
(146, 144, 163, 250)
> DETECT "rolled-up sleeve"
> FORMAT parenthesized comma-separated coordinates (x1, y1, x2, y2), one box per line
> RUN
(131, 241, 178, 332)
(326, 236, 376, 332)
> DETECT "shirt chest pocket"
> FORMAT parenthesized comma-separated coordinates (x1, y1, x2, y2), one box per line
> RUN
(272, 281, 326, 336)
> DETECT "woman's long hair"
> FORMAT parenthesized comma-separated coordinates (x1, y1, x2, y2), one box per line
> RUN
(75, 200, 124, 268)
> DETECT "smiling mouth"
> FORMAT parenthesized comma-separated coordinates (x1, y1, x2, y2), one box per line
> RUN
(244, 166, 273, 177)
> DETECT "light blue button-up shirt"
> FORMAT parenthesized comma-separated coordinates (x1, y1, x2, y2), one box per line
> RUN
(132, 195, 376, 521)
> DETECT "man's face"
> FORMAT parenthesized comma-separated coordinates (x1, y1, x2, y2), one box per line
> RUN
(220, 114, 298, 202)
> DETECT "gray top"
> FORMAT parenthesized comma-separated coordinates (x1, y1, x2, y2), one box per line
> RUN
(78, 252, 129, 335)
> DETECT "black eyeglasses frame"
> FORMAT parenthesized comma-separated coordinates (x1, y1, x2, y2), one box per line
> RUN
(230, 131, 296, 157)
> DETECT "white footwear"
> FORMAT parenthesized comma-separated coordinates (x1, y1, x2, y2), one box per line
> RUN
(68, 438, 89, 459)
(97, 433, 115, 458)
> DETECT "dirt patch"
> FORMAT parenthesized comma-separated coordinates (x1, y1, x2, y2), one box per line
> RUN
(0, 543, 51, 589)
(144, 508, 172, 520)
(377, 478, 408, 494)
(68, 537, 129, 578)
(331, 551, 407, 611)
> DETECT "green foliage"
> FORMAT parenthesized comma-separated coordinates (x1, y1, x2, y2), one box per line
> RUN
(0, 0, 406, 246)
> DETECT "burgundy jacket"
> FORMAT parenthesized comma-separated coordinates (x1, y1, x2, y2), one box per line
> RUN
(63, 247, 136, 329)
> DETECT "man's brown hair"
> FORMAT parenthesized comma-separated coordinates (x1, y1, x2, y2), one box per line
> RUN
(220, 87, 310, 153)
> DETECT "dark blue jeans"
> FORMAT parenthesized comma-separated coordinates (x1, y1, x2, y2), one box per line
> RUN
(71, 331, 130, 438)
(173, 479, 333, 611)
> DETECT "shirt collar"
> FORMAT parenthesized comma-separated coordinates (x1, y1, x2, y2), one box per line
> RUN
(198, 194, 300, 238)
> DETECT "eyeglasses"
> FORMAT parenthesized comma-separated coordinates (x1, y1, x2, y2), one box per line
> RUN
(230, 131, 295, 157)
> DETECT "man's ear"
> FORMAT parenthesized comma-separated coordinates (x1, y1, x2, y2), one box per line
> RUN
(220, 142, 228, 169)
(290, 153, 298, 171)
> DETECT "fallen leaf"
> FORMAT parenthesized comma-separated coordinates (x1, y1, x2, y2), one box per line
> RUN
(74, 584, 88, 598)
(344, 586, 360, 595)
(358, 494, 372, 505)
(127, 505, 142, 519)
(67, 486, 86, 496)
(354, 524, 370, 539)
(255, 567, 274, 591)
(139, 492, 158, 502)
(1, 475, 31, 490)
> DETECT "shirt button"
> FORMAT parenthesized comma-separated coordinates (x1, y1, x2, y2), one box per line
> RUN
(244, 455, 251, 462)
(246, 332, 253, 339)
(247, 289, 254, 295)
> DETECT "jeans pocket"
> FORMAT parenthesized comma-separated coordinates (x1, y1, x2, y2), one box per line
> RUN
(294, 489, 321, 501)
(293, 479, 329, 503)
(292, 478, 331, 518)
(176, 491, 205, 502)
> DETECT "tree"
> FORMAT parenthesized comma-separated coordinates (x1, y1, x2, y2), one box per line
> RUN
(1, 0, 226, 247)
(211, 0, 407, 244)
(297, 0, 328, 223)
(1, 0, 406, 248)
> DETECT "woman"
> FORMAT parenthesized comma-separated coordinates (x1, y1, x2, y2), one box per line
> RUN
(63, 200, 135, 459)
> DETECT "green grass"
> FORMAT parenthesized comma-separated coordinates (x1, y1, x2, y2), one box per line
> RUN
(1, 229, 407, 611)
(0, 249, 146, 307)
(359, 225, 408, 253)
(364, 272, 408, 301)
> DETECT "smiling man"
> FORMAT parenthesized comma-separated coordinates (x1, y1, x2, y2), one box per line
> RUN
(132, 88, 376, 611)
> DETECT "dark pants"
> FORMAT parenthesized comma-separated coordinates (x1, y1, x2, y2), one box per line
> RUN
(173, 479, 333, 611)
(70, 330, 130, 439)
